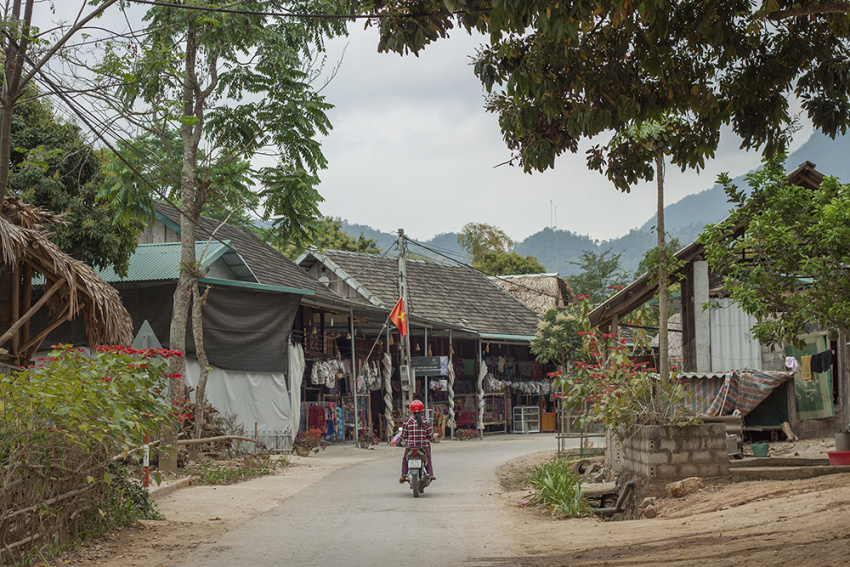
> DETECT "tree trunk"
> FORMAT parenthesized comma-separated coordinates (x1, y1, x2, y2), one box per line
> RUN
(162, 25, 202, 472)
(192, 282, 210, 443)
(656, 151, 669, 387)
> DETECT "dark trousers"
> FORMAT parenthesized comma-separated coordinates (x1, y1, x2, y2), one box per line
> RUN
(401, 446, 434, 476)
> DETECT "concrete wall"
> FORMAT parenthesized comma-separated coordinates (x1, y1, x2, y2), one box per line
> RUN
(610, 423, 729, 480)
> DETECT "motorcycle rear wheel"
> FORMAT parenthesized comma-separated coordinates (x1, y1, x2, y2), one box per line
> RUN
(411, 470, 420, 498)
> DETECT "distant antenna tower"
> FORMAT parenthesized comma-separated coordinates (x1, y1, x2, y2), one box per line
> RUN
(550, 200, 553, 228)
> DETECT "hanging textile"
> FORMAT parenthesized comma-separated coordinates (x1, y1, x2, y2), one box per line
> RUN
(289, 342, 306, 438)
(786, 336, 835, 420)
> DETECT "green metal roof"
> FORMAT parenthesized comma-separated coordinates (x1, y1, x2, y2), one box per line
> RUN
(98, 241, 247, 283)
(199, 277, 314, 296)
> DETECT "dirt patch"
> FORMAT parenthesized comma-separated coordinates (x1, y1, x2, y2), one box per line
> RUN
(494, 438, 850, 567)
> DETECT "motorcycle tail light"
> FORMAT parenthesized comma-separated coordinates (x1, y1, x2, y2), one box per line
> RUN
(410, 449, 419, 458)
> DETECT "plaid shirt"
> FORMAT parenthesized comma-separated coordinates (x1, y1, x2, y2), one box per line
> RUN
(401, 414, 432, 447)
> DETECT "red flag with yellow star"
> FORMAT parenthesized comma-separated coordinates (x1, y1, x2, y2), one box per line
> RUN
(389, 297, 408, 336)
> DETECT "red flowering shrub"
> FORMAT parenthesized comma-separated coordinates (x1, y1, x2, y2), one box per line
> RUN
(555, 328, 697, 433)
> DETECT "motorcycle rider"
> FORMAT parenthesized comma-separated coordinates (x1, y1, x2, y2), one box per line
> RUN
(399, 399, 436, 483)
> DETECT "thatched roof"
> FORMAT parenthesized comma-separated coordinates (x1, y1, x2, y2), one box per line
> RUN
(0, 197, 133, 356)
(489, 273, 574, 315)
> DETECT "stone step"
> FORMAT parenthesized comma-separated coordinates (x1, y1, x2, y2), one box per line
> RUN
(730, 465, 850, 482)
(729, 457, 830, 468)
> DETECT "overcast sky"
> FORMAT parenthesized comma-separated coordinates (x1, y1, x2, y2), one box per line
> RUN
(46, 4, 814, 243)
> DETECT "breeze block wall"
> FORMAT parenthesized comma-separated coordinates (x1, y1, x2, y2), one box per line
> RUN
(612, 423, 729, 480)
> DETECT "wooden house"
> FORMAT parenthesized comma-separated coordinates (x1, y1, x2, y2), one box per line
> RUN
(587, 162, 847, 440)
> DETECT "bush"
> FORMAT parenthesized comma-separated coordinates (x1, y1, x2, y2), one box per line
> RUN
(0, 344, 180, 565)
(528, 458, 590, 517)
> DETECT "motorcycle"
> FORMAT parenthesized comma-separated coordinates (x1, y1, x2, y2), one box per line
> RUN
(403, 446, 431, 498)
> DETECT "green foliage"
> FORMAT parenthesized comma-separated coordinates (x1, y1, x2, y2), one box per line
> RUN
(359, 0, 842, 187)
(10, 95, 143, 276)
(186, 456, 282, 485)
(700, 155, 850, 346)
(458, 222, 513, 262)
(531, 307, 585, 368)
(527, 458, 590, 518)
(476, 250, 545, 276)
(567, 249, 628, 303)
(635, 236, 683, 279)
(98, 0, 349, 249)
(280, 216, 381, 258)
(0, 345, 180, 450)
(0, 345, 180, 564)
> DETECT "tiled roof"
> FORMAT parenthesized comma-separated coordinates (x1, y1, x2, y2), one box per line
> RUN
(299, 249, 542, 337)
(154, 202, 340, 300)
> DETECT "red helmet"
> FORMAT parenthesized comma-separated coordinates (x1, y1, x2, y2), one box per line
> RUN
(410, 400, 424, 413)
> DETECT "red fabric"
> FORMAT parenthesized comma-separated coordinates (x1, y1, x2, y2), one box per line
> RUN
(389, 297, 408, 336)
(401, 414, 432, 447)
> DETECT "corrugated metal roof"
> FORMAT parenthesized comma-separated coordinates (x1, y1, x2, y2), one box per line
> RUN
(98, 241, 250, 283)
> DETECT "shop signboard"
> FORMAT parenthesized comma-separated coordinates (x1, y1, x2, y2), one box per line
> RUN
(411, 355, 449, 376)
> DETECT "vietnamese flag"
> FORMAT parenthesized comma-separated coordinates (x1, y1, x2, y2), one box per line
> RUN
(389, 297, 408, 336)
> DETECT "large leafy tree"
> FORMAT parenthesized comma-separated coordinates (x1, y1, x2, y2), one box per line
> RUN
(701, 156, 850, 345)
(11, 95, 141, 275)
(95, 0, 346, 457)
(567, 249, 628, 303)
(457, 222, 544, 275)
(358, 1, 850, 187)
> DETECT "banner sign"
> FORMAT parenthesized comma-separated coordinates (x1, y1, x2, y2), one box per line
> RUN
(411, 355, 449, 376)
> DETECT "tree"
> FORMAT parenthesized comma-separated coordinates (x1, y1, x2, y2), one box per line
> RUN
(457, 222, 512, 262)
(359, 1, 849, 185)
(567, 249, 628, 303)
(531, 306, 584, 369)
(701, 155, 850, 345)
(476, 250, 544, 276)
(95, 0, 346, 462)
(0, 0, 120, 202)
(457, 221, 544, 275)
(10, 95, 142, 275)
(280, 216, 381, 258)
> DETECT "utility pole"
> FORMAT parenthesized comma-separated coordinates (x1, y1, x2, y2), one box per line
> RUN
(397, 229, 414, 414)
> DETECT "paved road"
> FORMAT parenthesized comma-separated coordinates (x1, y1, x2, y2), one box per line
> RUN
(177, 434, 573, 567)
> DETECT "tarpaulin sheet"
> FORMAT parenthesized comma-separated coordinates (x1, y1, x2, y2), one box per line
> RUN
(184, 359, 291, 436)
(117, 283, 299, 373)
(707, 370, 791, 417)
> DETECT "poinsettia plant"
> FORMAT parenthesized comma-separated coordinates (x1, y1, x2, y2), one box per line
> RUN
(294, 428, 325, 450)
(554, 298, 698, 433)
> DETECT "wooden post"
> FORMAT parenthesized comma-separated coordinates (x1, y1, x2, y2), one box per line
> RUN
(143, 432, 150, 488)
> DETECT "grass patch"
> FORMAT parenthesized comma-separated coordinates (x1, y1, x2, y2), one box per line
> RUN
(185, 455, 286, 485)
(528, 458, 591, 518)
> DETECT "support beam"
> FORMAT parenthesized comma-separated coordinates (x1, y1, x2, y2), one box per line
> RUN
(0, 277, 66, 349)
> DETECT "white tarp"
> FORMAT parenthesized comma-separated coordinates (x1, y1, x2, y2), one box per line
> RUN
(184, 359, 291, 436)
(289, 343, 305, 437)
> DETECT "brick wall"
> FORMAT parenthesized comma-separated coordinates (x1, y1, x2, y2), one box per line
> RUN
(609, 423, 729, 480)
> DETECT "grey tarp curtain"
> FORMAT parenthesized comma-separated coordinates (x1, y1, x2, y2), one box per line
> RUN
(117, 283, 300, 373)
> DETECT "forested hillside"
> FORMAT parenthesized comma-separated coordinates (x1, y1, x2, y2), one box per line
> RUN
(340, 131, 850, 277)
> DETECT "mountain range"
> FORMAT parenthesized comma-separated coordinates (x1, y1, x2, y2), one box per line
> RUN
(341, 131, 850, 277)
